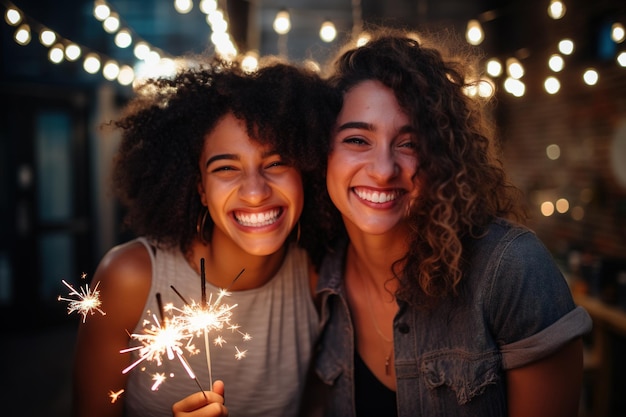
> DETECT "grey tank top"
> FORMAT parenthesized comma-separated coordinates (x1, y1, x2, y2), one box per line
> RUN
(124, 238, 319, 417)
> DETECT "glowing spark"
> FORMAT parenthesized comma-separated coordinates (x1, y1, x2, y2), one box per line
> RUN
(234, 346, 248, 360)
(120, 313, 197, 374)
(109, 389, 124, 403)
(151, 373, 167, 391)
(214, 335, 226, 346)
(58, 277, 106, 322)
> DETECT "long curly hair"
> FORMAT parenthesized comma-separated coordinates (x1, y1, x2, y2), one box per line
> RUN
(323, 27, 526, 308)
(109, 56, 341, 268)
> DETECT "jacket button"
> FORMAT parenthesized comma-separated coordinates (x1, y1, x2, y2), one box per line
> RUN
(398, 323, 410, 334)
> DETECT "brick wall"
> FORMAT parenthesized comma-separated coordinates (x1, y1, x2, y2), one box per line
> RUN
(497, 59, 626, 279)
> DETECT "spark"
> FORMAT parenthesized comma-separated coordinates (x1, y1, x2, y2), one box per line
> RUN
(58, 275, 106, 322)
(120, 313, 197, 374)
(234, 346, 248, 360)
(109, 389, 124, 403)
(151, 373, 167, 391)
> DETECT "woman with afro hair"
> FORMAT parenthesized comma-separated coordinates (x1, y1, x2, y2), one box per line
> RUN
(72, 56, 340, 417)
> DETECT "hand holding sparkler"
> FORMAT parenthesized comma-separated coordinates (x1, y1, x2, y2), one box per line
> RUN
(172, 380, 228, 417)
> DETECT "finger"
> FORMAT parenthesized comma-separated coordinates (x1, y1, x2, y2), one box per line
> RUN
(212, 380, 225, 397)
(172, 390, 223, 413)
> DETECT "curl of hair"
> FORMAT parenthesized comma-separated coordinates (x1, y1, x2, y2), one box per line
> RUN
(109, 56, 341, 266)
(324, 27, 526, 308)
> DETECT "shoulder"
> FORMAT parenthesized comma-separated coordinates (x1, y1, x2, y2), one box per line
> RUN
(92, 239, 154, 323)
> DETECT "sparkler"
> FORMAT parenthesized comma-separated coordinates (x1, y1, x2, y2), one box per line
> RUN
(57, 273, 106, 322)
(170, 261, 248, 387)
(120, 293, 208, 400)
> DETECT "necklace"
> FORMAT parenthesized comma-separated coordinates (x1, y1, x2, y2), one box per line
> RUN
(362, 278, 394, 375)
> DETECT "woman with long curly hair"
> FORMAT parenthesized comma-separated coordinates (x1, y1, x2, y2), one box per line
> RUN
(72, 57, 340, 417)
(314, 28, 592, 417)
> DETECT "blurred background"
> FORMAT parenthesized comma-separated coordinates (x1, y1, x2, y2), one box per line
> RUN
(1, 0, 625, 416)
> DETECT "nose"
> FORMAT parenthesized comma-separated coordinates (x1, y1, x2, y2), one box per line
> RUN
(367, 147, 399, 182)
(238, 171, 271, 204)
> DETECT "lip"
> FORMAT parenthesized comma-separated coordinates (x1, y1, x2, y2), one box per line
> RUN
(231, 207, 284, 230)
(352, 186, 406, 208)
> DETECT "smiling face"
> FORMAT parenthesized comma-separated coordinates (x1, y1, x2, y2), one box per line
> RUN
(198, 113, 303, 256)
(327, 80, 419, 237)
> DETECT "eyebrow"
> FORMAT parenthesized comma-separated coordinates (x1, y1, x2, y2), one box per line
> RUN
(336, 121, 374, 132)
(205, 150, 279, 168)
(336, 121, 415, 136)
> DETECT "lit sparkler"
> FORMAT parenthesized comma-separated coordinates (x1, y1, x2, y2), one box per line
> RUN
(58, 273, 106, 322)
(170, 261, 249, 387)
(120, 293, 208, 400)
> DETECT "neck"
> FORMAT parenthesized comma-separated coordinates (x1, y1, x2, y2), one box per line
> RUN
(344, 225, 408, 288)
(187, 238, 287, 291)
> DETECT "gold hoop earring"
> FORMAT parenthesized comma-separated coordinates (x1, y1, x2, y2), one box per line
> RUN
(197, 207, 210, 244)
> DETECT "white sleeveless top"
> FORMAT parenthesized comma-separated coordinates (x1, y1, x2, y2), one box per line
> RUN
(124, 238, 319, 417)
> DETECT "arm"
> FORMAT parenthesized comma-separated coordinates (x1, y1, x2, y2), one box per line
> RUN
(172, 380, 228, 417)
(72, 241, 152, 417)
(506, 338, 583, 417)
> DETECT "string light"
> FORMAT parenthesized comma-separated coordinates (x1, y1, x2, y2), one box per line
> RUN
(547, 0, 566, 20)
(2, 0, 625, 96)
(465, 19, 484, 46)
(273, 9, 291, 35)
(612, 22, 625, 43)
(319, 20, 337, 43)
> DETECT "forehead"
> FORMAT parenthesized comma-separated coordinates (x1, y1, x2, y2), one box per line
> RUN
(204, 114, 262, 149)
(338, 80, 408, 126)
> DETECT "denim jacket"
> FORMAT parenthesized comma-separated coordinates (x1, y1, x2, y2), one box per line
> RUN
(314, 218, 592, 417)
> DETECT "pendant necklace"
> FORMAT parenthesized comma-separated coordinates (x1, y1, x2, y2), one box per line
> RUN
(362, 278, 394, 375)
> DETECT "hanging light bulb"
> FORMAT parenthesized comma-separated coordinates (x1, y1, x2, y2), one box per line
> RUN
(319, 20, 337, 43)
(547, 0, 566, 20)
(273, 9, 291, 35)
(14, 24, 31, 45)
(611, 22, 625, 43)
(5, 7, 22, 25)
(465, 19, 484, 46)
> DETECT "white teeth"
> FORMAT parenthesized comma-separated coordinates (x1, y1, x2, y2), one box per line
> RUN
(354, 188, 399, 203)
(235, 209, 280, 227)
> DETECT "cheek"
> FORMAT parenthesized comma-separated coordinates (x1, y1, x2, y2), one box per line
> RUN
(281, 173, 304, 215)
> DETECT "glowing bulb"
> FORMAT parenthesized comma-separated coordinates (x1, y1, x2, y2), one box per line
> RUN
(115, 29, 132, 48)
(273, 10, 291, 35)
(320, 20, 337, 43)
(65, 44, 81, 61)
(39, 29, 56, 46)
(558, 39, 574, 55)
(612, 23, 625, 43)
(583, 68, 598, 86)
(544, 76, 560, 94)
(5, 8, 22, 25)
(465, 19, 484, 45)
(547, 0, 566, 19)
(486, 58, 502, 77)
(14, 24, 31, 45)
(548, 54, 564, 72)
